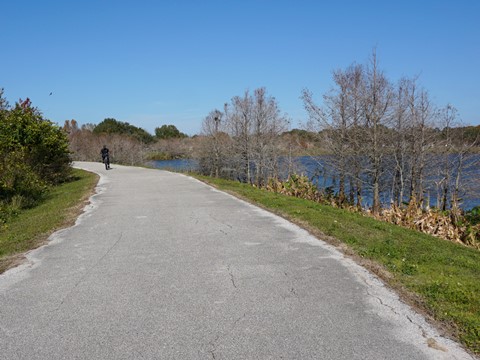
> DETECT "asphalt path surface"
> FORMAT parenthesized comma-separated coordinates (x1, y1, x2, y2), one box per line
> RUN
(0, 162, 475, 359)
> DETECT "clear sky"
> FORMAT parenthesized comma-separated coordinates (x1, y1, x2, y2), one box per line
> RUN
(1, 0, 479, 135)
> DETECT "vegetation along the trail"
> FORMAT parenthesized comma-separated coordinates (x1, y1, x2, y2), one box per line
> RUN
(0, 168, 97, 273)
(0, 89, 98, 273)
(0, 91, 71, 228)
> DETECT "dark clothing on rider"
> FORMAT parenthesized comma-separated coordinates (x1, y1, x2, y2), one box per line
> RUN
(101, 147, 109, 160)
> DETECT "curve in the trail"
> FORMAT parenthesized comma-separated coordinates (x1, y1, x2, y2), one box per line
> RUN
(0, 162, 474, 360)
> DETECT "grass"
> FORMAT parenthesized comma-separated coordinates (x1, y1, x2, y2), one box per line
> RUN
(0, 168, 98, 274)
(192, 174, 480, 355)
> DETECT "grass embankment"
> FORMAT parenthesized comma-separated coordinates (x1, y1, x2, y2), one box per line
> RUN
(0, 168, 98, 274)
(193, 175, 480, 355)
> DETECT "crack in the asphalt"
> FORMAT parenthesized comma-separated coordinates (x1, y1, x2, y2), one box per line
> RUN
(51, 232, 124, 312)
(208, 313, 246, 360)
(361, 277, 444, 351)
(209, 215, 233, 229)
(283, 271, 298, 298)
(227, 265, 237, 289)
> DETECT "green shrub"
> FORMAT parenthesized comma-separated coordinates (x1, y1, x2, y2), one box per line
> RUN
(0, 96, 70, 212)
(94, 118, 155, 143)
(0, 150, 47, 203)
(466, 206, 480, 225)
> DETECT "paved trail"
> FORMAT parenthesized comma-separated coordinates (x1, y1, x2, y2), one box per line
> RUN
(0, 162, 474, 359)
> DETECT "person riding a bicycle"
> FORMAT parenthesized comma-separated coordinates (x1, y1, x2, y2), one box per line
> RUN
(101, 145, 110, 169)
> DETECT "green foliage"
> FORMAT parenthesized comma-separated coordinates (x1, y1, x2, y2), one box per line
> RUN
(282, 128, 318, 141)
(0, 88, 9, 112)
(145, 151, 175, 161)
(463, 125, 480, 145)
(441, 125, 480, 146)
(0, 150, 46, 205)
(0, 96, 71, 225)
(93, 118, 154, 143)
(466, 206, 480, 225)
(155, 124, 187, 139)
(0, 169, 98, 273)
(0, 98, 71, 185)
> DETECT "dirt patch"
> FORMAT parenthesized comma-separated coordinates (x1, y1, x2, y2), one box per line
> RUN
(0, 254, 27, 274)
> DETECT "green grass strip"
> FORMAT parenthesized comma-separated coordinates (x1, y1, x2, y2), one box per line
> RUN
(0, 168, 98, 273)
(193, 175, 480, 354)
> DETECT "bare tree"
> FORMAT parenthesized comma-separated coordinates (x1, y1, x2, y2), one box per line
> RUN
(225, 91, 254, 182)
(302, 64, 366, 207)
(345, 64, 366, 208)
(300, 49, 480, 225)
(325, 68, 351, 203)
(251, 88, 289, 186)
(388, 78, 410, 206)
(433, 104, 477, 216)
(199, 109, 230, 177)
(361, 50, 394, 213)
(220, 88, 289, 184)
(65, 123, 148, 165)
(404, 82, 436, 207)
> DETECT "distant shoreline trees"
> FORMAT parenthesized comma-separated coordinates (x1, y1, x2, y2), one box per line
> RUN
(64, 118, 195, 164)
(93, 118, 155, 144)
(155, 124, 188, 139)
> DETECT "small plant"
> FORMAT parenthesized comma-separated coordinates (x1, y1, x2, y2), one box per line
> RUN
(267, 175, 324, 202)
(466, 206, 480, 225)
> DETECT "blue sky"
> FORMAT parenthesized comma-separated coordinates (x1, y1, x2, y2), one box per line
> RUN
(1, 0, 479, 135)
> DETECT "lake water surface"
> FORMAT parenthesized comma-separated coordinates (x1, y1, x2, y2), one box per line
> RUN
(149, 156, 480, 210)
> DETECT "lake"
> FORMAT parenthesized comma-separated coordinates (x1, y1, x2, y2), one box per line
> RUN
(149, 156, 480, 210)
(148, 158, 199, 172)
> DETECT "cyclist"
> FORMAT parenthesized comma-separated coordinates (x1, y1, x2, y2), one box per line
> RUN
(100, 145, 110, 170)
